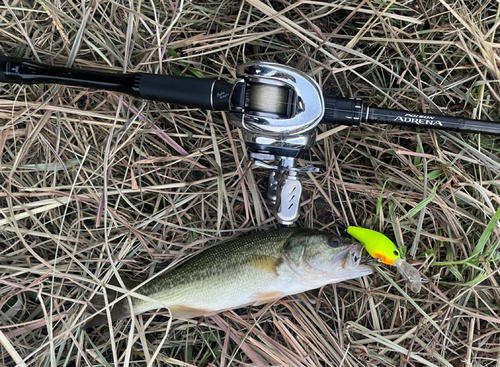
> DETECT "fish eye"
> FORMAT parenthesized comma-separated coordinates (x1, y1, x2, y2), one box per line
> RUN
(329, 237, 341, 247)
(393, 250, 399, 256)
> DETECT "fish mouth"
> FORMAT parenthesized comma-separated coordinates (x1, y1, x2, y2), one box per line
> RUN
(333, 244, 373, 274)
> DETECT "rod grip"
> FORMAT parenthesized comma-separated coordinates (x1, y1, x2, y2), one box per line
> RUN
(0, 56, 140, 94)
(0, 56, 233, 111)
(138, 74, 232, 110)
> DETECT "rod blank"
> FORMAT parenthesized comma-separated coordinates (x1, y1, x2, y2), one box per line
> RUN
(323, 96, 500, 135)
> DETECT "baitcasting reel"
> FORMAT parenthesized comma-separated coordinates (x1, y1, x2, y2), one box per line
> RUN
(228, 62, 325, 224)
(1, 56, 499, 225)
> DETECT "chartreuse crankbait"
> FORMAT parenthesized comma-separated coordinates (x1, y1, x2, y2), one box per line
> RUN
(347, 226, 422, 292)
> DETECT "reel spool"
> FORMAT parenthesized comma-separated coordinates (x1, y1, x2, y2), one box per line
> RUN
(246, 83, 290, 117)
(228, 62, 325, 225)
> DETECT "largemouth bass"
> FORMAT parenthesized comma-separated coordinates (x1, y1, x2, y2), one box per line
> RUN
(88, 228, 372, 326)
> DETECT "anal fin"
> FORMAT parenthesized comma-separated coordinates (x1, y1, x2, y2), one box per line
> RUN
(169, 305, 215, 319)
(249, 291, 286, 306)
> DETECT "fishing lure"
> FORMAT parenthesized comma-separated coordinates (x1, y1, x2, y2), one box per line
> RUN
(347, 226, 422, 292)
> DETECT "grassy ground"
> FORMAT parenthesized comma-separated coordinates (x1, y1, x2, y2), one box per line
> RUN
(1, 0, 500, 366)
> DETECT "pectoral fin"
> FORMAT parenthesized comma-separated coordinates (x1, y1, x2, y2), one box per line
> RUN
(250, 256, 281, 275)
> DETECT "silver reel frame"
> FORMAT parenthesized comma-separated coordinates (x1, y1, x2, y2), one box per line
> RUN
(228, 62, 325, 225)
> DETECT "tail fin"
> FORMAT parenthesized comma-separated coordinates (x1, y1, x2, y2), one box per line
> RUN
(84, 301, 131, 329)
(84, 276, 139, 329)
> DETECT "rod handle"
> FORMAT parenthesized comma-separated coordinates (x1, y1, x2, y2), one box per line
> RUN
(138, 73, 232, 111)
(0, 56, 233, 111)
(0, 56, 139, 94)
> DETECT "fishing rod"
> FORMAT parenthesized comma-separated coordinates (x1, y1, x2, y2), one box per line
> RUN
(1, 57, 499, 224)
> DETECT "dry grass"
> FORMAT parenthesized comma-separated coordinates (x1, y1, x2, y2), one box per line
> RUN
(1, 0, 500, 366)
